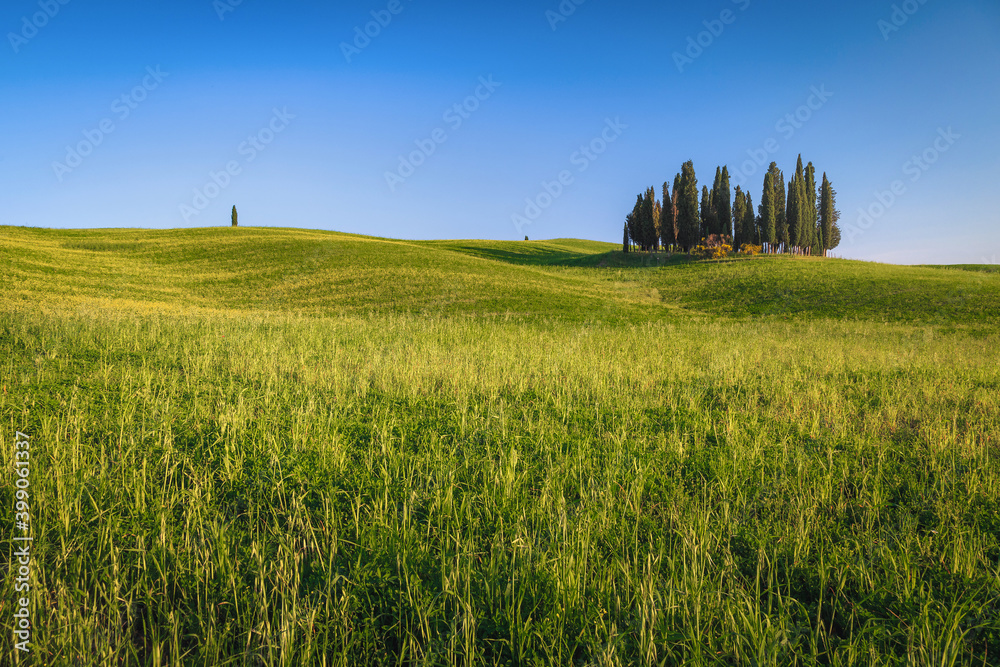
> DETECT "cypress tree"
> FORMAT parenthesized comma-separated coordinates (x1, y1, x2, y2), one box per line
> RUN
(711, 167, 723, 235)
(661, 181, 676, 250)
(641, 188, 656, 251)
(623, 220, 630, 254)
(789, 155, 806, 251)
(677, 161, 700, 252)
(786, 178, 798, 251)
(701, 186, 713, 241)
(647, 186, 660, 251)
(805, 162, 818, 254)
(759, 172, 777, 252)
(628, 195, 642, 250)
(231, 205, 238, 227)
(720, 166, 733, 239)
(743, 193, 757, 245)
(732, 186, 746, 249)
(819, 173, 841, 256)
(766, 164, 785, 251)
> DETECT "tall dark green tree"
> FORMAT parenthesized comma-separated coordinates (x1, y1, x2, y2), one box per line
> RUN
(732, 186, 746, 249)
(743, 193, 757, 245)
(805, 162, 818, 254)
(819, 173, 841, 257)
(700, 186, 713, 241)
(716, 166, 732, 239)
(231, 205, 238, 227)
(627, 195, 642, 250)
(622, 220, 630, 254)
(677, 161, 700, 251)
(788, 155, 807, 252)
(661, 181, 676, 250)
(641, 187, 657, 251)
(766, 164, 785, 251)
(759, 171, 777, 252)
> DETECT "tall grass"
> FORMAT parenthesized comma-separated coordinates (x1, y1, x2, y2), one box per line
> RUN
(2, 305, 998, 665)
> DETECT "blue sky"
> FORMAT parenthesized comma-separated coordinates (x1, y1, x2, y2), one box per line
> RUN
(2, 0, 998, 264)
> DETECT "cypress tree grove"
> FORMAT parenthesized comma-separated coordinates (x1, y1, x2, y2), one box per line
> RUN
(661, 181, 676, 250)
(732, 186, 746, 249)
(717, 166, 732, 239)
(743, 193, 757, 245)
(677, 161, 700, 252)
(759, 171, 777, 253)
(819, 173, 841, 257)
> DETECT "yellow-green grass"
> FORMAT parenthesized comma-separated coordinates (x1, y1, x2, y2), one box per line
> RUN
(1, 226, 999, 666)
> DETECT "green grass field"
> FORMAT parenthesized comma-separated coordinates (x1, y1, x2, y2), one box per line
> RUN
(2, 226, 999, 666)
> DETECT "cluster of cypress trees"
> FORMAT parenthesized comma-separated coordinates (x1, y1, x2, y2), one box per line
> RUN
(623, 155, 840, 256)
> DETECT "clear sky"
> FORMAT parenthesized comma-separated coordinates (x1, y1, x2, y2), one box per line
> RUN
(2, 0, 998, 264)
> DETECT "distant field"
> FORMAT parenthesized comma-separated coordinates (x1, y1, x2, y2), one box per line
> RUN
(2, 226, 998, 666)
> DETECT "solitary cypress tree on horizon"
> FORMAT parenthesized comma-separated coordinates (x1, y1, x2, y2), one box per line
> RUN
(677, 161, 700, 251)
(231, 205, 238, 227)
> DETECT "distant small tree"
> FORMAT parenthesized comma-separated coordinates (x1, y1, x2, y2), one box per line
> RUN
(231, 205, 238, 227)
(524, 235, 529, 241)
(622, 221, 630, 253)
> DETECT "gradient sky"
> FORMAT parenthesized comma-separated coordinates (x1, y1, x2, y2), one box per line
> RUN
(2, 0, 998, 264)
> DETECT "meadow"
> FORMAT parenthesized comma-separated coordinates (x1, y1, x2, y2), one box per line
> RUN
(1, 226, 999, 666)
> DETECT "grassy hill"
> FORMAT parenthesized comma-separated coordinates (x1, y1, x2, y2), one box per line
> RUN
(3, 226, 998, 325)
(1, 226, 998, 665)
